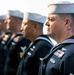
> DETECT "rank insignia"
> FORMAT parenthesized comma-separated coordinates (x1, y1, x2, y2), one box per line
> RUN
(21, 46, 26, 52)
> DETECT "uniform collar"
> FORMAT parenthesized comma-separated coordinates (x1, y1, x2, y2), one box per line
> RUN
(35, 35, 54, 46)
(59, 36, 74, 45)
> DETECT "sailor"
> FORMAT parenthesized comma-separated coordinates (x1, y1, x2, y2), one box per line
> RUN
(38, 1, 74, 75)
(17, 12, 53, 75)
(3, 10, 31, 75)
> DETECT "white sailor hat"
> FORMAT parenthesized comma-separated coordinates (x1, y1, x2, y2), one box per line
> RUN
(0, 15, 6, 20)
(48, 1, 74, 14)
(7, 10, 24, 19)
(24, 12, 46, 23)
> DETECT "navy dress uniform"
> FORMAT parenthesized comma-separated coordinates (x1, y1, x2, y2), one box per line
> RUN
(0, 30, 12, 75)
(0, 30, 12, 55)
(38, 1, 74, 75)
(39, 36, 74, 75)
(3, 32, 31, 75)
(17, 35, 53, 75)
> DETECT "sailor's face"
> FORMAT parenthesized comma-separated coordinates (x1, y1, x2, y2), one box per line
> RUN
(21, 19, 35, 39)
(5, 15, 17, 30)
(45, 14, 65, 40)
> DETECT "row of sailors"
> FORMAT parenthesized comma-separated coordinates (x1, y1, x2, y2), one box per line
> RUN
(0, 10, 53, 75)
(2, 1, 74, 75)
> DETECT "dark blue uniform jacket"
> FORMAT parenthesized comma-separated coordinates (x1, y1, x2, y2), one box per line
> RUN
(39, 36, 74, 75)
(0, 31, 12, 75)
(17, 35, 53, 75)
(3, 32, 31, 75)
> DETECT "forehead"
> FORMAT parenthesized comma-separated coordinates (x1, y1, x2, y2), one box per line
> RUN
(23, 19, 34, 23)
(48, 14, 60, 18)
